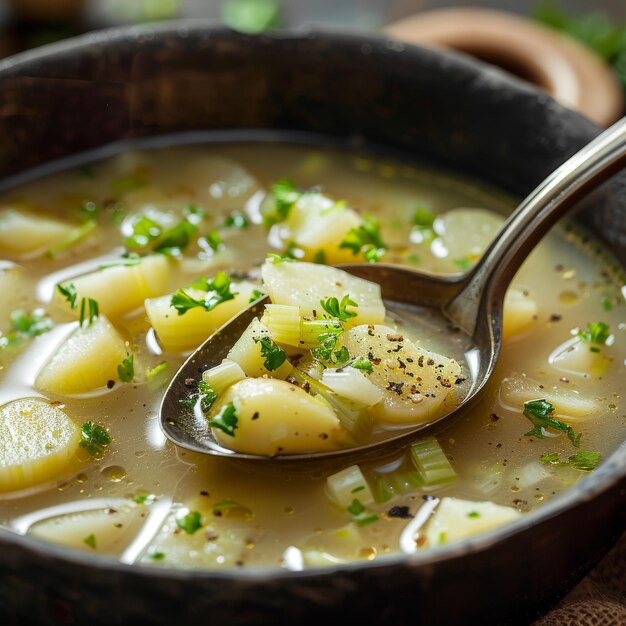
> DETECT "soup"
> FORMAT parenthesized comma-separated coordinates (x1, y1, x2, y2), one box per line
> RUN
(0, 143, 623, 569)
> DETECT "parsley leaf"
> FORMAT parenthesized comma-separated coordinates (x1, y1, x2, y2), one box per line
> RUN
(78, 297, 99, 328)
(175, 509, 203, 534)
(171, 271, 238, 315)
(125, 215, 162, 249)
(339, 216, 387, 263)
(263, 179, 302, 227)
(411, 206, 435, 228)
(347, 498, 379, 526)
(79, 421, 112, 457)
(265, 252, 295, 264)
(208, 402, 239, 437)
(320, 294, 358, 322)
(203, 230, 223, 252)
(249, 289, 265, 303)
(540, 450, 602, 471)
(117, 353, 134, 383)
(223, 211, 250, 229)
(83, 534, 97, 549)
(351, 358, 373, 374)
(0, 308, 54, 348)
(153, 220, 198, 257)
(523, 399, 582, 447)
(254, 335, 287, 371)
(577, 321, 610, 345)
(57, 283, 79, 309)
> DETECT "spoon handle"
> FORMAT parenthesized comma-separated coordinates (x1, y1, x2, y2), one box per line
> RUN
(446, 115, 626, 336)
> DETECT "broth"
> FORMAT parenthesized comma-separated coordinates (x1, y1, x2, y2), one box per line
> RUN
(0, 142, 623, 569)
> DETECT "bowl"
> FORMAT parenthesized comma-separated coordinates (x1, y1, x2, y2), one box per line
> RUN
(0, 21, 624, 626)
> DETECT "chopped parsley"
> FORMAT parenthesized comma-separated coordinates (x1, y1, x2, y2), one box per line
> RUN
(577, 321, 610, 347)
(178, 380, 217, 414)
(540, 450, 602, 472)
(467, 511, 481, 519)
(148, 549, 166, 560)
(347, 498, 379, 526)
(99, 252, 143, 269)
(170, 271, 238, 315)
(248, 289, 265, 303)
(223, 211, 250, 229)
(262, 179, 302, 227)
(339, 216, 387, 263)
(319, 294, 358, 322)
(253, 336, 286, 371)
(0, 308, 53, 348)
(83, 534, 97, 549)
(78, 297, 99, 328)
(133, 493, 157, 505)
(311, 328, 349, 364)
(351, 358, 373, 374)
(175, 509, 203, 534)
(313, 249, 327, 264)
(204, 230, 223, 252)
(523, 399, 582, 447)
(57, 283, 79, 309)
(153, 220, 198, 257)
(125, 215, 161, 249)
(411, 206, 435, 228)
(117, 353, 134, 383)
(452, 256, 473, 272)
(79, 421, 112, 457)
(124, 212, 200, 257)
(265, 252, 295, 264)
(208, 402, 239, 437)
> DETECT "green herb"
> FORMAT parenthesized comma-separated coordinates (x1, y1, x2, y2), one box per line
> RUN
(540, 450, 602, 471)
(208, 402, 239, 437)
(76, 200, 99, 222)
(601, 298, 614, 312)
(79, 165, 94, 179)
(467, 511, 481, 519)
(79, 421, 112, 457)
(351, 485, 365, 493)
(262, 179, 302, 227)
(133, 493, 157, 505)
(57, 283, 79, 309)
(253, 335, 287, 371)
(577, 321, 610, 345)
(535, 2, 626, 94)
(222, 0, 281, 34)
(183, 204, 204, 224)
(411, 206, 435, 228)
(523, 399, 582, 447)
(198, 380, 218, 413)
(223, 211, 250, 229)
(117, 353, 134, 383)
(171, 271, 238, 315)
(0, 308, 54, 348)
(204, 230, 223, 252)
(249, 289, 265, 303)
(125, 215, 162, 249)
(282, 241, 303, 260)
(347, 498, 379, 526)
(453, 256, 473, 272)
(319, 295, 358, 322)
(311, 328, 345, 363)
(45, 220, 97, 259)
(313, 249, 327, 264)
(78, 297, 99, 328)
(351, 358, 373, 374)
(339, 216, 387, 263)
(438, 532, 447, 545)
(265, 252, 295, 264)
(83, 534, 97, 549)
(146, 361, 168, 379)
(153, 220, 198, 257)
(148, 549, 166, 560)
(175, 509, 203, 535)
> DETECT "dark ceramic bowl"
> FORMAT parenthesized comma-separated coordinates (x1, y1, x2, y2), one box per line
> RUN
(0, 21, 624, 626)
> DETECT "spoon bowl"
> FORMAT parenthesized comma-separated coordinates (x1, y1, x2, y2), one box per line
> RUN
(160, 115, 626, 461)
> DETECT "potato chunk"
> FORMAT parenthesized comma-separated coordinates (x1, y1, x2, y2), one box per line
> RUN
(146, 280, 261, 353)
(35, 316, 128, 396)
(0, 206, 73, 258)
(424, 497, 521, 546)
(54, 254, 170, 319)
(0, 398, 80, 492)
(340, 324, 461, 424)
(261, 260, 385, 327)
(211, 378, 345, 455)
(502, 286, 538, 340)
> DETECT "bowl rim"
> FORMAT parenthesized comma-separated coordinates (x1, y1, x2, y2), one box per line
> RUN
(0, 19, 623, 583)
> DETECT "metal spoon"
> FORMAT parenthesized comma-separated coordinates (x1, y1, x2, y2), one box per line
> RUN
(160, 116, 626, 462)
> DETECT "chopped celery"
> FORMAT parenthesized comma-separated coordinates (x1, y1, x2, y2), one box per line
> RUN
(371, 470, 423, 504)
(263, 304, 301, 346)
(299, 319, 343, 347)
(202, 359, 246, 394)
(410, 437, 456, 490)
(321, 367, 383, 407)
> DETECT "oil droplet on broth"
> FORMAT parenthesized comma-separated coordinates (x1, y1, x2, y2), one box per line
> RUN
(101, 466, 127, 483)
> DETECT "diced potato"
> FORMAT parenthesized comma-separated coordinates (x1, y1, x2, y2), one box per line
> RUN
(340, 324, 461, 424)
(29, 502, 145, 555)
(226, 318, 293, 380)
(211, 378, 345, 455)
(499, 374, 601, 422)
(0, 263, 23, 322)
(54, 254, 171, 319)
(283, 193, 363, 264)
(261, 260, 385, 327)
(302, 522, 364, 560)
(424, 497, 521, 547)
(0, 398, 80, 492)
(503, 286, 538, 340)
(548, 337, 612, 378)
(433, 207, 504, 267)
(0, 205, 74, 258)
(35, 316, 128, 396)
(321, 367, 383, 407)
(146, 280, 261, 353)
(326, 464, 374, 507)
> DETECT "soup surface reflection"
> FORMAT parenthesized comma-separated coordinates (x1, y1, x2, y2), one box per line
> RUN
(0, 143, 623, 570)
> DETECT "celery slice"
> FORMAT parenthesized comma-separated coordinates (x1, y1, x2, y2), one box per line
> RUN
(263, 304, 301, 346)
(410, 437, 456, 490)
(326, 464, 374, 507)
(202, 359, 246, 394)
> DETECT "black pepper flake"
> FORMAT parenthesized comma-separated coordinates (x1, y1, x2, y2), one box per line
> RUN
(489, 413, 500, 423)
(104, 507, 117, 515)
(387, 506, 413, 519)
(496, 443, 502, 448)
(319, 433, 329, 439)
(367, 325, 375, 336)
(418, 356, 424, 367)
(406, 357, 414, 363)
(455, 377, 466, 385)
(549, 314, 562, 322)
(184, 378, 196, 388)
(113, 523, 123, 528)
(386, 381, 404, 395)
(251, 412, 260, 420)
(106, 380, 115, 389)
(440, 379, 452, 388)
(427, 358, 435, 366)
(200, 490, 209, 496)
(391, 343, 403, 352)
(423, 494, 436, 501)
(397, 358, 406, 369)
(205, 532, 219, 541)
(372, 358, 381, 365)
(302, 382, 311, 393)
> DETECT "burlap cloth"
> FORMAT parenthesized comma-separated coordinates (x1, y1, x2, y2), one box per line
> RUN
(532, 530, 626, 625)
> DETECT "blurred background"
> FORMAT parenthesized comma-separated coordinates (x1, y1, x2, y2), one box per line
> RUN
(0, 1, 625, 124)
